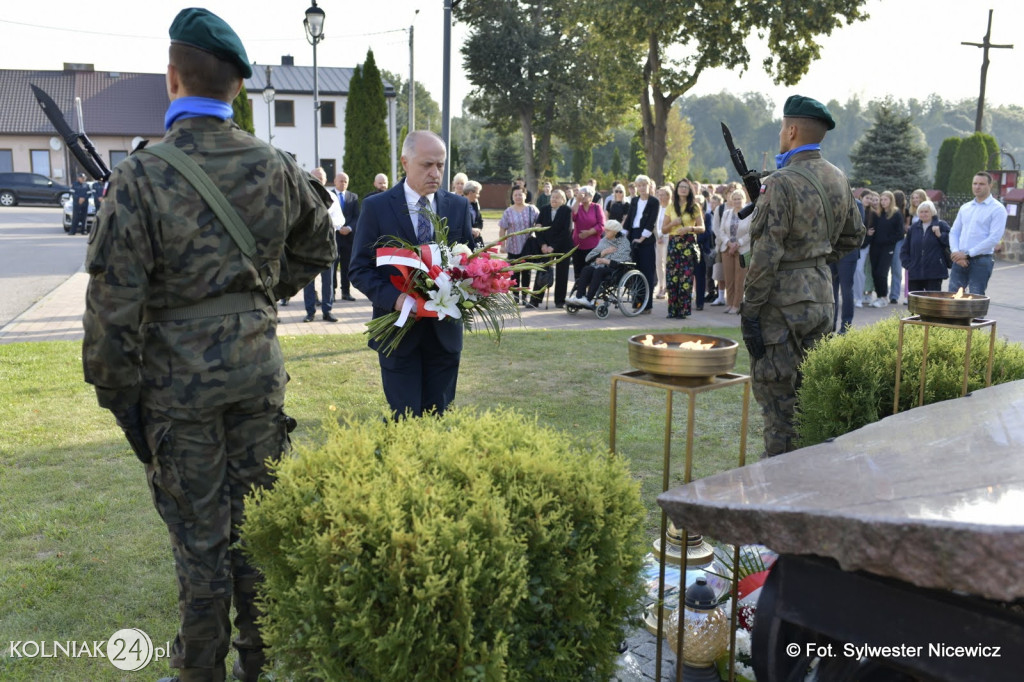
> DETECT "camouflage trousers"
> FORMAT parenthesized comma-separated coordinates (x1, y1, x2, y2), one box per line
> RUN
(751, 302, 831, 457)
(142, 391, 289, 682)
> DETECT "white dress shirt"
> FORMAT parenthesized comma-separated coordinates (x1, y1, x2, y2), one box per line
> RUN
(949, 194, 1007, 257)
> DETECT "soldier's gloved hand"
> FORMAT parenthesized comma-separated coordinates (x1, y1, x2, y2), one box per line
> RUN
(113, 404, 153, 464)
(741, 316, 766, 360)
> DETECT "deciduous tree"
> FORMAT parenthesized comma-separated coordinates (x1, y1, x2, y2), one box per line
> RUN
(455, 1, 635, 195)
(586, 0, 869, 184)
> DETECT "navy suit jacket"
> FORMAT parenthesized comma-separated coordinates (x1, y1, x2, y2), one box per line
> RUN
(349, 179, 474, 355)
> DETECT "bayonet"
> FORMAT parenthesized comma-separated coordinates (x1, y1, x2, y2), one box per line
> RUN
(720, 122, 764, 219)
(30, 84, 110, 182)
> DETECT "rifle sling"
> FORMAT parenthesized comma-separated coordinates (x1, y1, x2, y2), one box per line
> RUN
(136, 143, 276, 310)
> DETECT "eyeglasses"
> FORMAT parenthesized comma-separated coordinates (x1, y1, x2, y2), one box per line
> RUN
(615, 190, 623, 194)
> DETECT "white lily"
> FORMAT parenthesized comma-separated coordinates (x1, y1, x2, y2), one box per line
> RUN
(455, 278, 480, 302)
(424, 280, 463, 321)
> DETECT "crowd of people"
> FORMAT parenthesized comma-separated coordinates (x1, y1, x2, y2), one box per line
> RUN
(296, 165, 1007, 336)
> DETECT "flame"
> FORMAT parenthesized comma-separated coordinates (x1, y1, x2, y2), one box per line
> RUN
(953, 287, 966, 299)
(639, 335, 715, 350)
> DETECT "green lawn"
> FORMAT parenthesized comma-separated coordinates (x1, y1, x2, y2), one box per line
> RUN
(0, 328, 757, 680)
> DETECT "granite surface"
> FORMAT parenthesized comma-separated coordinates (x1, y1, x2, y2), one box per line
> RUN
(658, 380, 1024, 602)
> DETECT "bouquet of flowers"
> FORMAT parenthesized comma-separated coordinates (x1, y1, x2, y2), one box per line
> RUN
(366, 208, 565, 356)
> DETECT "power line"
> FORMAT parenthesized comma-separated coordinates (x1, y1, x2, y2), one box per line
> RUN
(0, 18, 405, 43)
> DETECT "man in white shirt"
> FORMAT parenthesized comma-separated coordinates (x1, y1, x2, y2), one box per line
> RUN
(949, 171, 1007, 295)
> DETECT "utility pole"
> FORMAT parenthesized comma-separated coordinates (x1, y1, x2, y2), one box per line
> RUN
(408, 9, 419, 136)
(441, 0, 453, 191)
(962, 9, 1013, 133)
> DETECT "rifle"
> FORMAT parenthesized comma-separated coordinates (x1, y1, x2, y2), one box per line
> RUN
(720, 122, 765, 220)
(30, 84, 111, 182)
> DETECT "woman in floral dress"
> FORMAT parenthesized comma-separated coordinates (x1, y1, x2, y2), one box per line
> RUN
(662, 178, 704, 319)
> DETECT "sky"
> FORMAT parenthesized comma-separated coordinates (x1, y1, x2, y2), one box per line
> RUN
(1, 0, 1021, 119)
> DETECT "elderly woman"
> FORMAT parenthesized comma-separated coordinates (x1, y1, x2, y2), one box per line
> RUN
(900, 200, 950, 293)
(499, 186, 540, 305)
(623, 174, 660, 314)
(662, 178, 704, 319)
(536, 188, 573, 307)
(463, 180, 484, 249)
(571, 185, 605, 278)
(714, 188, 751, 314)
(451, 172, 468, 197)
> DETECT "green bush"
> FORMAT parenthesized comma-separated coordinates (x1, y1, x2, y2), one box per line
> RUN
(242, 408, 646, 681)
(796, 318, 1024, 447)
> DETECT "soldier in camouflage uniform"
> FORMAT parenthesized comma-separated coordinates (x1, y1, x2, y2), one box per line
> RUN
(81, 9, 336, 682)
(741, 95, 865, 458)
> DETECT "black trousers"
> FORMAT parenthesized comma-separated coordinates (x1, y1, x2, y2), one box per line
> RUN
(869, 243, 895, 299)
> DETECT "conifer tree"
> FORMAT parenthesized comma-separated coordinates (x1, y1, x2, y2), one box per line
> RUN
(628, 129, 646, 178)
(232, 86, 254, 134)
(934, 137, 961, 193)
(849, 103, 929, 191)
(344, 50, 391, 197)
(611, 147, 623, 178)
(949, 133, 989, 195)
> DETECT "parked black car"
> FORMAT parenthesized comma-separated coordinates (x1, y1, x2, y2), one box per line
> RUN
(0, 172, 72, 207)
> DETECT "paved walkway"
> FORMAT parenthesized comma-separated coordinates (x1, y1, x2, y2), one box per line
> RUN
(5, 259, 1024, 345)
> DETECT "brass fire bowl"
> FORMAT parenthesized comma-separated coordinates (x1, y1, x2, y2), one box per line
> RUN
(907, 291, 989, 324)
(628, 333, 738, 382)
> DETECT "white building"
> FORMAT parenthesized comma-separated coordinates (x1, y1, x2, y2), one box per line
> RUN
(247, 56, 398, 183)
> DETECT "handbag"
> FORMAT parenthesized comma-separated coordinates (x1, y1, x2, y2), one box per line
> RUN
(931, 226, 952, 269)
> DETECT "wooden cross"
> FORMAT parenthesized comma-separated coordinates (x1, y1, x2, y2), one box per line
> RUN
(962, 9, 1013, 133)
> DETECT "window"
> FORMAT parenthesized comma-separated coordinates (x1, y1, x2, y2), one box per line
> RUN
(320, 101, 336, 127)
(31, 150, 51, 178)
(321, 159, 336, 181)
(110, 150, 128, 167)
(275, 100, 295, 127)
(0, 150, 12, 173)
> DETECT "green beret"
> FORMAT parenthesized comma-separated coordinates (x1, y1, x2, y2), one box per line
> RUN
(783, 95, 835, 130)
(170, 8, 252, 79)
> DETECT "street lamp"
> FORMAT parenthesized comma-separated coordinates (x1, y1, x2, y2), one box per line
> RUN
(262, 65, 275, 145)
(303, 1, 326, 167)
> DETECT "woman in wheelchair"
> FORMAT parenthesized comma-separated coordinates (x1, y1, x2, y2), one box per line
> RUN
(566, 220, 632, 308)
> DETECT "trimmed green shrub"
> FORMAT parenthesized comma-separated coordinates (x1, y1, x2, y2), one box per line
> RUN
(242, 408, 646, 681)
(796, 318, 1024, 447)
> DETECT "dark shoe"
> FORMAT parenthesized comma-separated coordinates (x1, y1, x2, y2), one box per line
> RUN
(303, 314, 315, 323)
(523, 303, 538, 309)
(640, 309, 652, 315)
(341, 294, 356, 301)
(695, 306, 704, 311)
(554, 302, 564, 308)
(323, 313, 339, 322)
(280, 298, 290, 306)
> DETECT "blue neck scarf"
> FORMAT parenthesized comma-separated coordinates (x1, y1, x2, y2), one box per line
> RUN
(775, 143, 821, 170)
(164, 96, 233, 131)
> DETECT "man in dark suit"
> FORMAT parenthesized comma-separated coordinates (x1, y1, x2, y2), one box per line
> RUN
(330, 172, 359, 300)
(350, 131, 474, 418)
(622, 174, 660, 313)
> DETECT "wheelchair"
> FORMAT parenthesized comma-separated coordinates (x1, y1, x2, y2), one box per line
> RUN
(565, 261, 650, 320)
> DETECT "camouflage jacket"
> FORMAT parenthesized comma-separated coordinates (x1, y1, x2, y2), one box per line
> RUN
(82, 117, 335, 411)
(742, 150, 865, 320)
